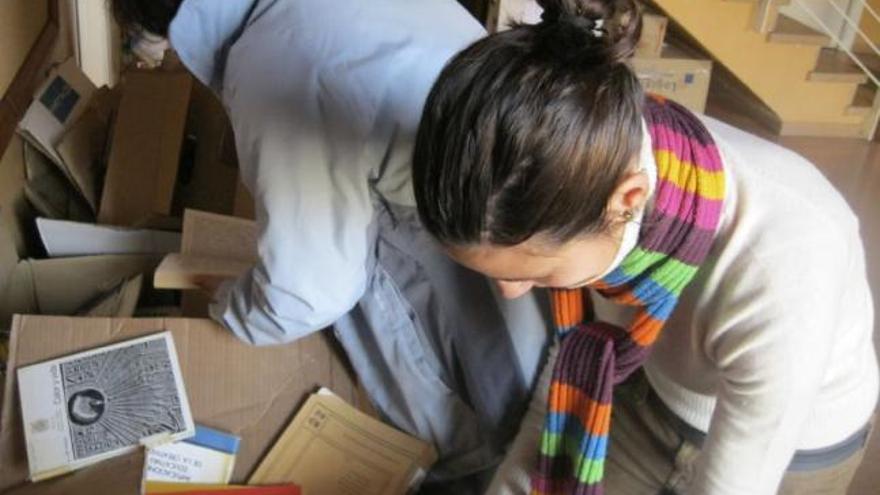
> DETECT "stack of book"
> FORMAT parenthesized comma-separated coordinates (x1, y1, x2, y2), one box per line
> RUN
(143, 481, 300, 495)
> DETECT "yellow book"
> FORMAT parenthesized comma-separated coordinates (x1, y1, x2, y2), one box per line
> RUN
(144, 481, 241, 493)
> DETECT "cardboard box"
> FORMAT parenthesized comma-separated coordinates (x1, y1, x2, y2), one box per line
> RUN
(97, 71, 240, 227)
(56, 86, 118, 213)
(637, 15, 668, 58)
(76, 274, 143, 318)
(98, 70, 192, 226)
(631, 48, 712, 113)
(22, 140, 92, 223)
(233, 181, 255, 221)
(175, 83, 239, 217)
(17, 59, 97, 172)
(0, 254, 161, 330)
(0, 214, 20, 305)
(0, 137, 33, 260)
(0, 315, 365, 494)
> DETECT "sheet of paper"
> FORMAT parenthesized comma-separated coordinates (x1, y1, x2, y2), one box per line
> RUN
(37, 217, 181, 257)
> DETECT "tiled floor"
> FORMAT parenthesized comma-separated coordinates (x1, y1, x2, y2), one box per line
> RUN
(772, 135, 880, 495)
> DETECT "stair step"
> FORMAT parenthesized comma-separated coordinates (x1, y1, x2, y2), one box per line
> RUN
(809, 48, 870, 84)
(846, 83, 877, 116)
(853, 50, 880, 74)
(769, 14, 831, 45)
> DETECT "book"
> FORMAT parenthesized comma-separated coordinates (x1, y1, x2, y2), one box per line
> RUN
(145, 425, 240, 484)
(17, 332, 195, 481)
(153, 253, 252, 290)
(143, 481, 300, 495)
(248, 388, 436, 495)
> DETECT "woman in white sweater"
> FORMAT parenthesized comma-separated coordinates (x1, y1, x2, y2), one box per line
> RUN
(411, 0, 877, 493)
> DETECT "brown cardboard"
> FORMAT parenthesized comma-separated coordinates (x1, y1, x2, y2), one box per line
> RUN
(17, 59, 98, 176)
(22, 140, 92, 222)
(56, 86, 117, 213)
(232, 181, 255, 220)
(0, 137, 32, 258)
(175, 83, 239, 216)
(0, 0, 49, 96)
(637, 14, 668, 58)
(631, 48, 713, 113)
(0, 254, 161, 330)
(0, 315, 364, 494)
(0, 214, 18, 304)
(77, 274, 143, 318)
(98, 70, 192, 226)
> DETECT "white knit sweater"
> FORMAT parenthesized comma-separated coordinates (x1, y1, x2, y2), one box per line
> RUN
(488, 116, 878, 495)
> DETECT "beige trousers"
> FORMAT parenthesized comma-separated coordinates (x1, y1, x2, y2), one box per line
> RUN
(604, 373, 871, 495)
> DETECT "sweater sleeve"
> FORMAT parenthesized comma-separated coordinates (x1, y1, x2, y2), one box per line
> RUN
(206, 40, 377, 345)
(690, 239, 846, 494)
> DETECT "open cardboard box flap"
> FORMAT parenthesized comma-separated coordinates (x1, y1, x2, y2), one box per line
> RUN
(0, 315, 362, 494)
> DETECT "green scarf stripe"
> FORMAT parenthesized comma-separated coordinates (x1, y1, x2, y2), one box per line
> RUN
(539, 431, 606, 485)
(649, 259, 699, 296)
(620, 249, 698, 296)
(619, 248, 666, 275)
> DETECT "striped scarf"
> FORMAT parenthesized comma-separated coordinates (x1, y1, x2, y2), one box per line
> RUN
(531, 95, 726, 495)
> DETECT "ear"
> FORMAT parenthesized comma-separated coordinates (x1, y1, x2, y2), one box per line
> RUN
(607, 168, 650, 218)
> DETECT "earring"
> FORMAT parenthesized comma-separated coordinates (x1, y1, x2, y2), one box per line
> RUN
(621, 210, 634, 221)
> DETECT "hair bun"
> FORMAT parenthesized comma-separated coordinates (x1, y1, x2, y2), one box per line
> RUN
(536, 0, 642, 65)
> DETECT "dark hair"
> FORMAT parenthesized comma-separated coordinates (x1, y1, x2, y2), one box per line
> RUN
(413, 0, 644, 247)
(110, 0, 184, 36)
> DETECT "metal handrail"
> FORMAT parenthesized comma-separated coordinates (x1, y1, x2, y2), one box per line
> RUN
(789, 0, 880, 137)
(851, 0, 880, 29)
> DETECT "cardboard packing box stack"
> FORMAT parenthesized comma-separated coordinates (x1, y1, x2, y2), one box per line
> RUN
(485, 0, 712, 113)
(0, 55, 408, 493)
(1, 57, 244, 338)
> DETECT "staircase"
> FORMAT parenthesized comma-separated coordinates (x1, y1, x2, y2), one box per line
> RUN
(652, 0, 879, 138)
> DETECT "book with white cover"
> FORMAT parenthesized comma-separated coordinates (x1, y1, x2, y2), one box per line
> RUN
(17, 332, 194, 481)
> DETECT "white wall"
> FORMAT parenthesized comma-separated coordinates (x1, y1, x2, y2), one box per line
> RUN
(73, 0, 120, 87)
(780, 0, 865, 49)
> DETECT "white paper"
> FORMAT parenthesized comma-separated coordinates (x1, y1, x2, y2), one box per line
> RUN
(37, 218, 181, 257)
(145, 441, 235, 484)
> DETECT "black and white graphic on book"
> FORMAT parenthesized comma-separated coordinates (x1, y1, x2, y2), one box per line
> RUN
(60, 338, 186, 459)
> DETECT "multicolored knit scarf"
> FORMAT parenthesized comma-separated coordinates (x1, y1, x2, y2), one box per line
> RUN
(531, 95, 726, 495)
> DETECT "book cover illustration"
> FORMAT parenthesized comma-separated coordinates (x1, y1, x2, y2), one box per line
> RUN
(18, 332, 194, 481)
